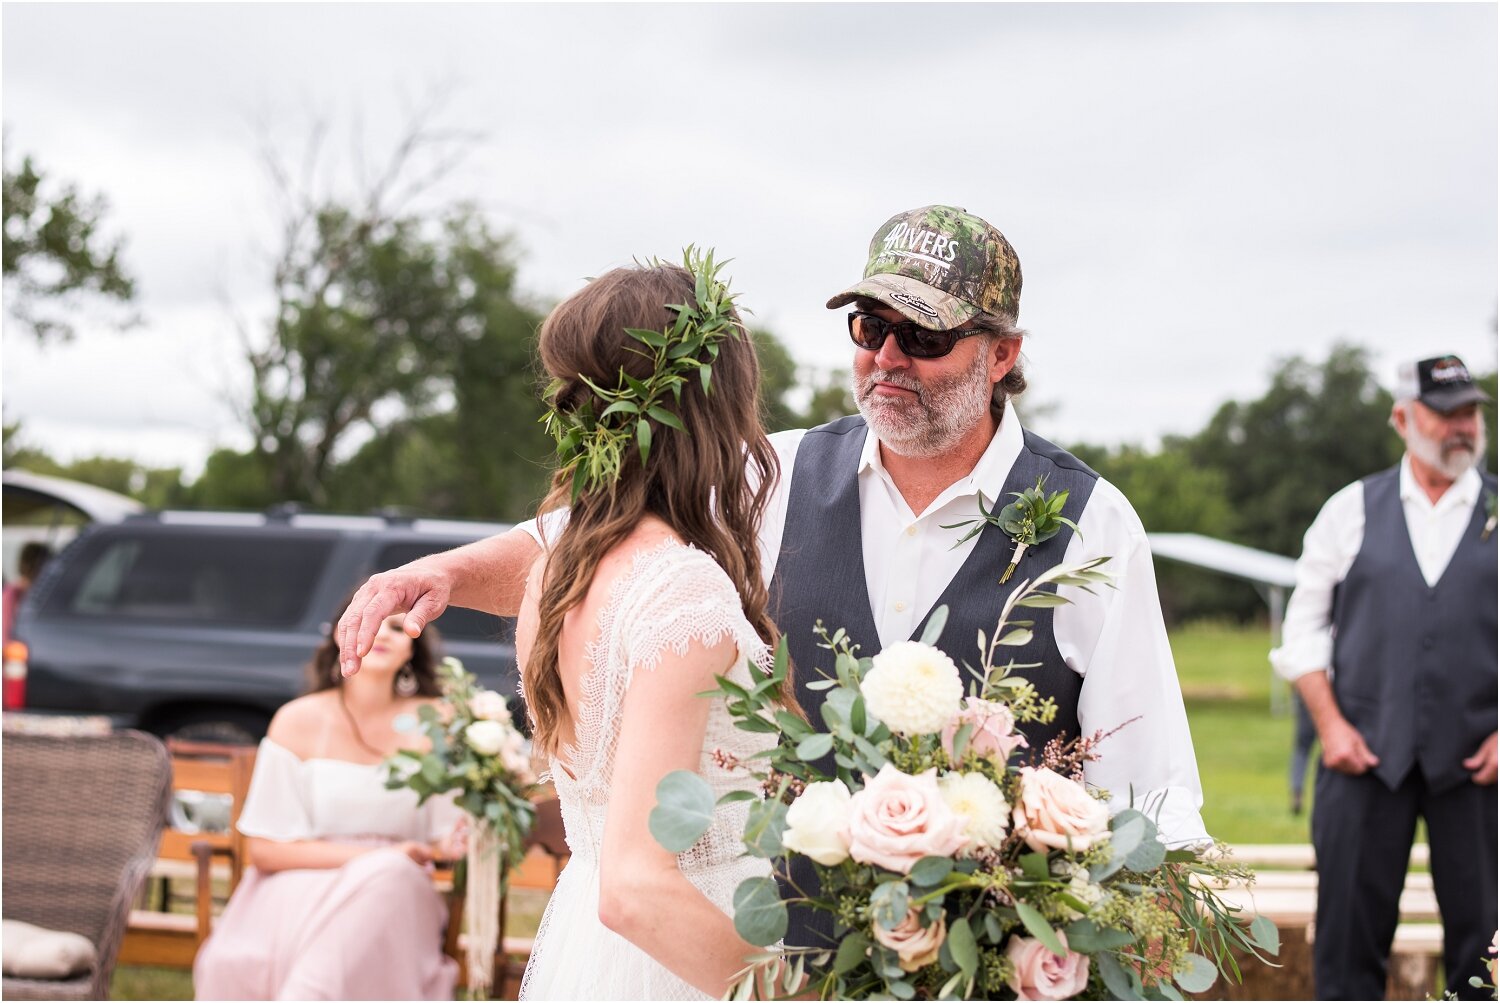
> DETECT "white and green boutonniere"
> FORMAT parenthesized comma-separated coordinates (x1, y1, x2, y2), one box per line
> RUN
(944, 476, 1079, 583)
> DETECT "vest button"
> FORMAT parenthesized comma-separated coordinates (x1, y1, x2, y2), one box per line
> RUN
(1422, 636, 1435, 650)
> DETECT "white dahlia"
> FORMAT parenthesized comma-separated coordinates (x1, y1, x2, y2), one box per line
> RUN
(861, 640, 964, 736)
(938, 771, 1010, 853)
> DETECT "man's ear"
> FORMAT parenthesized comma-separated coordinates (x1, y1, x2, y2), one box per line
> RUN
(989, 335, 1021, 383)
(1391, 402, 1409, 437)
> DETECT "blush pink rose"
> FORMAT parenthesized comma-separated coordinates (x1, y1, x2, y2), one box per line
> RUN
(872, 907, 946, 972)
(940, 697, 1028, 766)
(1006, 932, 1090, 1001)
(847, 764, 968, 874)
(1012, 766, 1111, 854)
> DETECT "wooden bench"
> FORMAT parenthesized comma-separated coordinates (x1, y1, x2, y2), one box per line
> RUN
(1200, 843, 1441, 1000)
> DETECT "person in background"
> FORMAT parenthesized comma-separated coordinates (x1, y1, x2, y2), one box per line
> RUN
(2, 542, 51, 645)
(193, 597, 464, 1001)
(1271, 354, 1495, 1000)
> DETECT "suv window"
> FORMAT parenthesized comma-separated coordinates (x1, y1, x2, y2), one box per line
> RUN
(375, 543, 514, 643)
(42, 530, 337, 627)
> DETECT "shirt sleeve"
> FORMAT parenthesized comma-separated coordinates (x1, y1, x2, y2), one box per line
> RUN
(1056, 478, 1211, 849)
(1268, 481, 1366, 683)
(235, 738, 314, 842)
(517, 509, 570, 551)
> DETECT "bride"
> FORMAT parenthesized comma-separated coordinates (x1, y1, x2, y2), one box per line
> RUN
(513, 256, 800, 999)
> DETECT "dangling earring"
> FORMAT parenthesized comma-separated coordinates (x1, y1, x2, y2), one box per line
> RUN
(395, 663, 419, 698)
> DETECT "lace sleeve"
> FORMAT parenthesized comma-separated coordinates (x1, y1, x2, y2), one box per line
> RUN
(614, 543, 771, 676)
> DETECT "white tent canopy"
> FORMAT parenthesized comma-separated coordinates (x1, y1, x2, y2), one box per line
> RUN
(1147, 533, 1297, 590)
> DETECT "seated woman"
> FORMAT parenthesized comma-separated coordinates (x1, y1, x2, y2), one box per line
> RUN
(194, 602, 463, 1001)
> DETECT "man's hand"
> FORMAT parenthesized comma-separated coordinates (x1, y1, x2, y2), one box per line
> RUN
(1318, 716, 1380, 775)
(336, 560, 454, 677)
(1462, 732, 1498, 785)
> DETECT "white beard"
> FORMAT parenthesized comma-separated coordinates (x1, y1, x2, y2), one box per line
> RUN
(1404, 413, 1487, 480)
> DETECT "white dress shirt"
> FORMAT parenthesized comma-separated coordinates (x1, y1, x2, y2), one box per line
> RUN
(1270, 457, 1484, 682)
(525, 412, 1210, 846)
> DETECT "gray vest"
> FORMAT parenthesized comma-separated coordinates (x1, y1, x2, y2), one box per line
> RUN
(768, 415, 1099, 753)
(1331, 465, 1498, 793)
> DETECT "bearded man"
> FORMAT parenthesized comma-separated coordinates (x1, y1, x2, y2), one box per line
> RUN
(338, 205, 1209, 945)
(1271, 354, 1497, 1000)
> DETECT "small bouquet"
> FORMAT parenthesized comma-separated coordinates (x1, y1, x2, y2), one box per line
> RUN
(653, 562, 1278, 1001)
(386, 657, 538, 997)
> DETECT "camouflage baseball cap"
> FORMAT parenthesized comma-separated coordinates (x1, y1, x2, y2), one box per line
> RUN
(826, 205, 1022, 331)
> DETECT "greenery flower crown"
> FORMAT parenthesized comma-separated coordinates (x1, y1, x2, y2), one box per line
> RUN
(541, 246, 746, 501)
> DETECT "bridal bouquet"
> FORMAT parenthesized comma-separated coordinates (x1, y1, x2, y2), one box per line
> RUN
(653, 562, 1278, 1001)
(386, 656, 538, 996)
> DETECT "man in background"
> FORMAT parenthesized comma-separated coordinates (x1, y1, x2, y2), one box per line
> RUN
(1271, 354, 1496, 1000)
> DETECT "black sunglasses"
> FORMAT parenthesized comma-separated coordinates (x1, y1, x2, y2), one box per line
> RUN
(847, 311, 984, 360)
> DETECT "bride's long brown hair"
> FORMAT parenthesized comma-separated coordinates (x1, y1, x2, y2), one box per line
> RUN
(526, 262, 793, 755)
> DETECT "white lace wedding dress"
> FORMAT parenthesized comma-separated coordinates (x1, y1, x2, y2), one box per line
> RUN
(519, 539, 776, 1001)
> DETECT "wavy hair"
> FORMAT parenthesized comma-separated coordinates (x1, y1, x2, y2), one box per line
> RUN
(526, 263, 792, 755)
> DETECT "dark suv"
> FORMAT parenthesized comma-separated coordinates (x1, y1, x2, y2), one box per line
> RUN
(6, 509, 516, 743)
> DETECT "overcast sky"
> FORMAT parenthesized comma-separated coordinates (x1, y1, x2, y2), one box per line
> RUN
(3, 3, 1496, 479)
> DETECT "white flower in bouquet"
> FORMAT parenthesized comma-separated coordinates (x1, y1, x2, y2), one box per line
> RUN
(1053, 861, 1105, 920)
(862, 640, 964, 736)
(469, 689, 511, 722)
(464, 719, 509, 757)
(872, 907, 947, 973)
(1005, 931, 1090, 1000)
(499, 726, 534, 781)
(1012, 766, 1110, 853)
(847, 764, 968, 873)
(781, 780, 854, 865)
(937, 771, 1010, 853)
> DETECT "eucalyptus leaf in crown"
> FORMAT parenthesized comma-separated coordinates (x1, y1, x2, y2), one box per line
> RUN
(542, 245, 747, 501)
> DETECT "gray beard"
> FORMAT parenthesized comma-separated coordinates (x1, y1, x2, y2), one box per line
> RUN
(852, 349, 994, 458)
(1405, 421, 1487, 480)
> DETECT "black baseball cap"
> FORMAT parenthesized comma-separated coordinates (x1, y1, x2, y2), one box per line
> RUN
(1395, 355, 1492, 414)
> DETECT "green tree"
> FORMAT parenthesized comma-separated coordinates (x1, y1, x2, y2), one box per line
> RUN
(2, 150, 137, 342)
(1182, 342, 1403, 558)
(752, 327, 853, 433)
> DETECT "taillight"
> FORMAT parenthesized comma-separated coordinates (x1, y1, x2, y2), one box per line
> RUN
(3, 641, 28, 710)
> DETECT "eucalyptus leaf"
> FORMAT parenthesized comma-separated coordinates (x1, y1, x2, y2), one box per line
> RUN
(870, 881, 910, 930)
(919, 605, 950, 646)
(908, 856, 954, 887)
(731, 876, 787, 946)
(947, 917, 979, 978)
(741, 796, 788, 858)
(1062, 918, 1136, 953)
(1018, 852, 1050, 882)
(1014, 901, 1065, 957)
(1097, 951, 1144, 1000)
(1248, 915, 1281, 954)
(648, 769, 714, 852)
(796, 733, 834, 761)
(1173, 952, 1218, 993)
(834, 933, 870, 975)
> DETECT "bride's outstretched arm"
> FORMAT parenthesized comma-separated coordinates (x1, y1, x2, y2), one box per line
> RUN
(598, 633, 762, 997)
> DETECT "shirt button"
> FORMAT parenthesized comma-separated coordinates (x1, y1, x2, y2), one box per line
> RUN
(894, 601, 907, 612)
(905, 526, 917, 537)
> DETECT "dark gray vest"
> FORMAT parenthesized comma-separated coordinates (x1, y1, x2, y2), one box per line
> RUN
(1331, 466, 1498, 793)
(768, 415, 1099, 754)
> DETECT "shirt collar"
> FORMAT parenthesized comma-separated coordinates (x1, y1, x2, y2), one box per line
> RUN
(857, 407, 1027, 510)
(1399, 453, 1482, 511)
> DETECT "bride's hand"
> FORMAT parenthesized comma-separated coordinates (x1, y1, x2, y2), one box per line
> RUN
(431, 817, 470, 862)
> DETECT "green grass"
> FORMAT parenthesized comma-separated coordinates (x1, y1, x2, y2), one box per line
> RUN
(109, 621, 1324, 999)
(1169, 620, 1314, 844)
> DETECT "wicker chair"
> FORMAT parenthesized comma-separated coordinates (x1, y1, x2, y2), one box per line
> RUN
(3, 729, 172, 1001)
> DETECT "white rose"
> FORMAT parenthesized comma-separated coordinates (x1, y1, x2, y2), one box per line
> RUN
(781, 780, 854, 865)
(938, 771, 1010, 853)
(499, 728, 534, 780)
(469, 689, 510, 722)
(464, 720, 507, 757)
(862, 641, 964, 736)
(1053, 861, 1105, 920)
